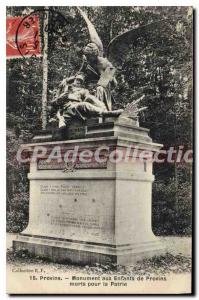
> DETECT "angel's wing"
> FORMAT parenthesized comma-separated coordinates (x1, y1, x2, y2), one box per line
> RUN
(77, 7, 104, 57)
(107, 20, 167, 65)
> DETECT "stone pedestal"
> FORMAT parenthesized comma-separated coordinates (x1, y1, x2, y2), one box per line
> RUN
(13, 117, 165, 265)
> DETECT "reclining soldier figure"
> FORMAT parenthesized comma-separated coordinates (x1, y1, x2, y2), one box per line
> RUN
(50, 74, 122, 128)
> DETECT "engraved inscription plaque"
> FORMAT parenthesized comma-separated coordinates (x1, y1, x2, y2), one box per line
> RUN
(27, 180, 115, 244)
(37, 159, 107, 170)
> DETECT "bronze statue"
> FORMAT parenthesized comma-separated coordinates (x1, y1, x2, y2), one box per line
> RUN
(49, 7, 150, 128)
(49, 74, 122, 128)
(77, 7, 117, 112)
(78, 42, 117, 112)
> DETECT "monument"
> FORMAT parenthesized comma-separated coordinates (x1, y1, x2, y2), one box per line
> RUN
(13, 8, 165, 265)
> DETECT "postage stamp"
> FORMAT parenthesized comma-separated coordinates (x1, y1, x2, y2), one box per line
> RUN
(6, 9, 71, 59)
(6, 15, 41, 58)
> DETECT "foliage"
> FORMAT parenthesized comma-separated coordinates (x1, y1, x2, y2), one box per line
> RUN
(7, 128, 30, 232)
(6, 6, 192, 234)
(6, 192, 29, 232)
(152, 177, 192, 235)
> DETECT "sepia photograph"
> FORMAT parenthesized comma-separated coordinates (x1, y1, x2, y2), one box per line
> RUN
(6, 5, 193, 294)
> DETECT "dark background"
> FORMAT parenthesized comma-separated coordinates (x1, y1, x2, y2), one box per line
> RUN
(6, 6, 192, 235)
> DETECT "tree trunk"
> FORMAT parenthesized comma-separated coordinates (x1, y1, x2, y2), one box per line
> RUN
(42, 9, 49, 130)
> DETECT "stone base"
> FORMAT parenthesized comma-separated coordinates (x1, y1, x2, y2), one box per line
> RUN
(13, 234, 165, 266)
(16, 119, 166, 267)
(32, 116, 140, 142)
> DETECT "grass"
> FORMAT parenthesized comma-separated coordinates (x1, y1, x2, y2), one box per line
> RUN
(7, 248, 191, 276)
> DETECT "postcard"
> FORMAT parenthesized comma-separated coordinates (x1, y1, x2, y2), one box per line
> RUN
(6, 6, 193, 294)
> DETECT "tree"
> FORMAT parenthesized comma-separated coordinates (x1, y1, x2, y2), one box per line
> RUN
(41, 8, 49, 129)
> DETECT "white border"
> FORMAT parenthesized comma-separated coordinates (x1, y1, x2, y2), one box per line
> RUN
(2, 0, 199, 6)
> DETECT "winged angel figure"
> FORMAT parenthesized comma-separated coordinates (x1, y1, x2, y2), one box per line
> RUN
(51, 7, 152, 128)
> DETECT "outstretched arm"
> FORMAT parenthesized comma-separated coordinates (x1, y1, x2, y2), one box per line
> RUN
(77, 7, 104, 57)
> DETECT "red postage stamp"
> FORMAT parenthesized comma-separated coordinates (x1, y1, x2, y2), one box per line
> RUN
(6, 15, 41, 58)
